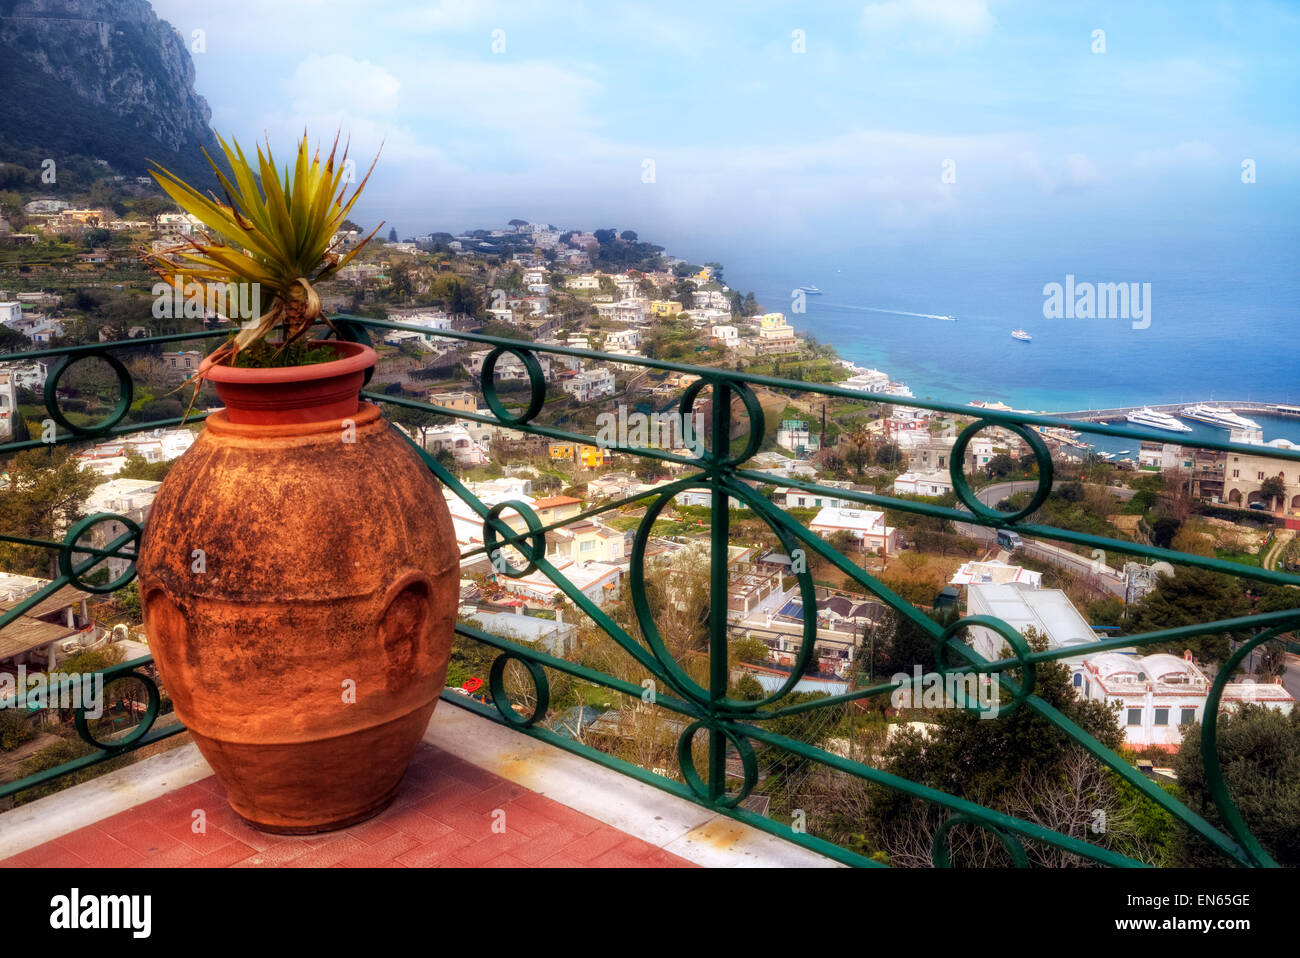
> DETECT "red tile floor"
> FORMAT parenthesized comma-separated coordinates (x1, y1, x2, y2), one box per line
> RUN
(1, 743, 695, 868)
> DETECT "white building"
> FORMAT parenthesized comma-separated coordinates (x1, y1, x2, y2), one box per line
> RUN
(465, 476, 533, 500)
(83, 478, 162, 580)
(500, 559, 622, 608)
(1076, 652, 1292, 750)
(809, 506, 898, 553)
(465, 349, 552, 382)
(775, 485, 857, 511)
(776, 420, 819, 456)
(893, 471, 954, 497)
(949, 561, 1043, 589)
(8, 360, 49, 389)
(965, 582, 1097, 665)
(74, 429, 196, 476)
(0, 371, 17, 442)
(562, 367, 615, 403)
(604, 328, 642, 350)
(710, 325, 739, 348)
(420, 424, 490, 466)
(595, 299, 647, 324)
(841, 366, 891, 394)
(1138, 441, 1194, 473)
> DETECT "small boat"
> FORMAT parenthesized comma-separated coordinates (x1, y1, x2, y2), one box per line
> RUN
(796, 285, 822, 295)
(1116, 449, 1130, 454)
(1126, 407, 1193, 432)
(938, 314, 957, 321)
(1011, 329, 1032, 342)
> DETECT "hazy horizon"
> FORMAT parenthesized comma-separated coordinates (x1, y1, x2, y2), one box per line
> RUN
(145, 0, 1299, 267)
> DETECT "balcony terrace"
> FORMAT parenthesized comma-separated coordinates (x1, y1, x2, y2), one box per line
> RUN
(1, 316, 1298, 868)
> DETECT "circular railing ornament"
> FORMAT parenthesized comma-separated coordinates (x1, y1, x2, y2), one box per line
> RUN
(59, 513, 141, 593)
(480, 346, 546, 426)
(481, 500, 546, 577)
(628, 481, 819, 712)
(950, 419, 1054, 524)
(73, 667, 162, 752)
(678, 377, 765, 468)
(677, 720, 757, 808)
(489, 653, 550, 728)
(44, 352, 134, 438)
(932, 813, 1029, 867)
(935, 614, 1036, 718)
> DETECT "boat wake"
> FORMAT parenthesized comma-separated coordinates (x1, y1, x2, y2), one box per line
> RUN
(826, 304, 955, 321)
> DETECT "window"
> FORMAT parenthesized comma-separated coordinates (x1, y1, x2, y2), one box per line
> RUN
(1154, 708, 1169, 726)
(579, 539, 595, 553)
(1127, 708, 1142, 726)
(1258, 471, 1266, 481)
(1072, 673, 1083, 687)
(1232, 469, 1239, 478)
(1180, 708, 1197, 726)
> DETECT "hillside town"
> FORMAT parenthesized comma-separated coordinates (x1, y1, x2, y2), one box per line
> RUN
(1, 180, 1297, 867)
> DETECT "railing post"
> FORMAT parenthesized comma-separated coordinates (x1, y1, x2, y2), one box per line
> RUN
(708, 379, 732, 803)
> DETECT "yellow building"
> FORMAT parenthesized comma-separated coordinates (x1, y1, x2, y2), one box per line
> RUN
(577, 444, 612, 469)
(427, 390, 477, 413)
(648, 300, 682, 318)
(532, 495, 584, 525)
(550, 442, 612, 469)
(695, 266, 714, 282)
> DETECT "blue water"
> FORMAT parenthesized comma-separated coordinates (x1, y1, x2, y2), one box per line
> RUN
(706, 241, 1300, 453)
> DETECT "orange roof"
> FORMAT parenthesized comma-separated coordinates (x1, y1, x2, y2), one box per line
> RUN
(532, 496, 583, 509)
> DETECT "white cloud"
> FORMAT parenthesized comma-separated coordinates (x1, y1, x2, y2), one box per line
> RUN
(860, 0, 995, 49)
(1131, 140, 1217, 170)
(1018, 151, 1102, 194)
(287, 54, 402, 118)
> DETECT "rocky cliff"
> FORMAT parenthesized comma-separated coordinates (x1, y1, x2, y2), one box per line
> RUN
(0, 0, 219, 183)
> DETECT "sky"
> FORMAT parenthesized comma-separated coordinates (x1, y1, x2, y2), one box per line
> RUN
(148, 0, 1300, 267)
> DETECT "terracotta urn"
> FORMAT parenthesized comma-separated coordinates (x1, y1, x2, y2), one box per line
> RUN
(137, 341, 458, 833)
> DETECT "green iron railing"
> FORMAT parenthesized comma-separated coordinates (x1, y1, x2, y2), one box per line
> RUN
(1, 315, 1297, 868)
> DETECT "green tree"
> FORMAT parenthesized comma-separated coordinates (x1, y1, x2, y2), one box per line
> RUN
(116, 452, 171, 482)
(986, 453, 1015, 478)
(1260, 475, 1286, 508)
(1171, 705, 1300, 866)
(0, 449, 101, 577)
(1127, 567, 1249, 664)
(856, 629, 1138, 866)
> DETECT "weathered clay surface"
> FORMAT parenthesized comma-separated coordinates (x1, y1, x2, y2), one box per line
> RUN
(137, 402, 458, 832)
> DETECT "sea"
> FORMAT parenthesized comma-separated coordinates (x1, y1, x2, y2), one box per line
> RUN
(712, 241, 1300, 461)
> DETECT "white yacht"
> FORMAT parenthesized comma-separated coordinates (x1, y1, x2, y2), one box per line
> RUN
(1011, 329, 1031, 342)
(1180, 403, 1261, 431)
(1126, 407, 1193, 432)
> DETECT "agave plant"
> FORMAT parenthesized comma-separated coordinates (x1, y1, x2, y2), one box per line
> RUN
(142, 131, 382, 365)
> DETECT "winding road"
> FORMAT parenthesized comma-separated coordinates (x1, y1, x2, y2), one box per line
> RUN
(952, 479, 1136, 597)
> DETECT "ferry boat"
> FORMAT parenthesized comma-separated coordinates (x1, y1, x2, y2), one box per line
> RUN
(796, 285, 822, 295)
(1126, 407, 1193, 432)
(1011, 329, 1032, 342)
(1180, 403, 1261, 431)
